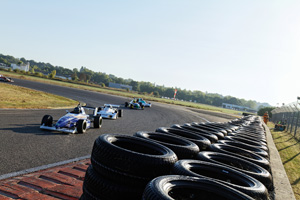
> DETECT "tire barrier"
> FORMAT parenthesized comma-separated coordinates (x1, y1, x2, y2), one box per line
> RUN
(182, 123, 225, 139)
(142, 175, 254, 200)
(155, 127, 212, 150)
(171, 160, 269, 199)
(134, 131, 200, 159)
(196, 151, 273, 190)
(81, 115, 275, 199)
(168, 124, 219, 143)
(208, 143, 271, 171)
(217, 140, 269, 158)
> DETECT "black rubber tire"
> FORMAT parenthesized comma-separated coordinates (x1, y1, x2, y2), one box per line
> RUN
(41, 115, 53, 127)
(208, 143, 270, 171)
(77, 119, 87, 133)
(82, 165, 145, 200)
(183, 123, 225, 140)
(118, 109, 123, 117)
(130, 104, 134, 109)
(168, 125, 219, 143)
(124, 102, 128, 107)
(218, 140, 269, 158)
(93, 116, 102, 128)
(171, 124, 224, 143)
(156, 127, 211, 150)
(191, 122, 228, 136)
(229, 133, 267, 143)
(142, 175, 254, 200)
(134, 131, 200, 159)
(91, 134, 178, 179)
(225, 136, 269, 152)
(196, 151, 273, 190)
(171, 160, 269, 199)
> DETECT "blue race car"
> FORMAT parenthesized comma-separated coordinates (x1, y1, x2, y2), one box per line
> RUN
(40, 105, 102, 134)
(125, 99, 144, 110)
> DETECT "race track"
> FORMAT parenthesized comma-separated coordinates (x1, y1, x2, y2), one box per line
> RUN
(0, 79, 237, 175)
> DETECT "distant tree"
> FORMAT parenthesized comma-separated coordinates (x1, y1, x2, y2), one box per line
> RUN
(17, 61, 23, 65)
(153, 91, 160, 97)
(258, 106, 276, 118)
(130, 80, 140, 91)
(48, 70, 56, 79)
(71, 71, 79, 81)
(30, 68, 35, 74)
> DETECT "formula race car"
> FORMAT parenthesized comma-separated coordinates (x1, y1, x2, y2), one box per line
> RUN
(40, 104, 102, 134)
(97, 104, 123, 119)
(125, 99, 144, 110)
(0, 75, 14, 82)
(136, 98, 151, 107)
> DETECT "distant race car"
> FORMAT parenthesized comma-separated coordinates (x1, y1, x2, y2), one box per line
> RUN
(40, 104, 102, 134)
(125, 99, 145, 110)
(97, 104, 123, 119)
(136, 98, 151, 107)
(0, 75, 14, 82)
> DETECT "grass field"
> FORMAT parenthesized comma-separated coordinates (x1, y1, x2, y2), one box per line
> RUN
(0, 83, 77, 109)
(0, 70, 244, 115)
(268, 122, 300, 199)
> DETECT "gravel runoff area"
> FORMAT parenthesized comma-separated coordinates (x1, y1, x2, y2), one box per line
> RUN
(264, 121, 296, 200)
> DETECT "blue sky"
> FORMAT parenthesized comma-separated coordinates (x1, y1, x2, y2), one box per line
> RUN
(1, 0, 300, 106)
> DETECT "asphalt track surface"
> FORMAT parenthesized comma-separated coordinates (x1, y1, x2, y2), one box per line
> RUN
(0, 79, 236, 175)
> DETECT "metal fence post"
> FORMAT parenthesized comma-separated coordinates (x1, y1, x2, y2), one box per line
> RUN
(286, 112, 292, 131)
(290, 111, 296, 134)
(294, 111, 300, 136)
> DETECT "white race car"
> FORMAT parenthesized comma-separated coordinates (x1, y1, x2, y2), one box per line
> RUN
(40, 105, 102, 134)
(97, 104, 123, 119)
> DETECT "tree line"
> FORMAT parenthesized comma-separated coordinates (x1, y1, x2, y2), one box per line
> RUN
(0, 53, 269, 109)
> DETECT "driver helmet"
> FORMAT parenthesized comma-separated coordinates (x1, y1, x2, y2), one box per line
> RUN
(73, 107, 80, 114)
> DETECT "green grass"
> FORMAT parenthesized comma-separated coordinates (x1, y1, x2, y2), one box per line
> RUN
(268, 122, 300, 199)
(0, 83, 77, 109)
(1, 70, 243, 116)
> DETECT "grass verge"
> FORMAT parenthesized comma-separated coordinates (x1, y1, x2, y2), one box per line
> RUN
(1, 70, 243, 116)
(0, 83, 77, 109)
(268, 122, 300, 199)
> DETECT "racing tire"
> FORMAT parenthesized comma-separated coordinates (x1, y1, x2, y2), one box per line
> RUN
(208, 143, 270, 171)
(93, 116, 102, 128)
(82, 165, 145, 200)
(196, 151, 273, 190)
(140, 103, 145, 110)
(171, 160, 269, 199)
(156, 127, 211, 150)
(217, 140, 269, 158)
(91, 134, 178, 179)
(125, 102, 129, 107)
(224, 136, 269, 152)
(142, 175, 254, 200)
(118, 109, 123, 117)
(77, 119, 87, 134)
(134, 131, 200, 159)
(41, 115, 53, 127)
(130, 104, 134, 109)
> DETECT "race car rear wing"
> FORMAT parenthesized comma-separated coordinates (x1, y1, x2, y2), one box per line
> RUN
(104, 104, 120, 108)
(82, 106, 98, 116)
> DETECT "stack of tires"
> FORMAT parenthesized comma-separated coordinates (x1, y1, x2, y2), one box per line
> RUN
(81, 115, 274, 199)
(80, 134, 178, 200)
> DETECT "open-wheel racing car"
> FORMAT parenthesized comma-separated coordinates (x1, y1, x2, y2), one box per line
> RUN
(136, 98, 151, 107)
(40, 104, 102, 134)
(97, 104, 123, 119)
(0, 75, 14, 82)
(125, 99, 145, 110)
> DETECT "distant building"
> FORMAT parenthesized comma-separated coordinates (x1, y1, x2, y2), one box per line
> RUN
(222, 103, 256, 113)
(109, 82, 132, 91)
(11, 62, 30, 72)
